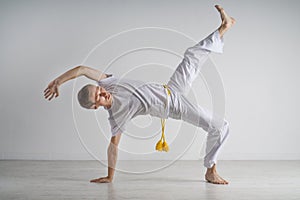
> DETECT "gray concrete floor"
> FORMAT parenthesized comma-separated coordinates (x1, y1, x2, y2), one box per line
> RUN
(0, 160, 299, 200)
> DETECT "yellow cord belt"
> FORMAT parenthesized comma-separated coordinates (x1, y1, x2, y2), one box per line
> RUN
(155, 84, 171, 152)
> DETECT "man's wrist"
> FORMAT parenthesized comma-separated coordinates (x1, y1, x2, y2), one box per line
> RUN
(55, 78, 62, 86)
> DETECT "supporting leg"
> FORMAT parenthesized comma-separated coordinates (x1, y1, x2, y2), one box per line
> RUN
(176, 95, 230, 184)
(204, 119, 230, 184)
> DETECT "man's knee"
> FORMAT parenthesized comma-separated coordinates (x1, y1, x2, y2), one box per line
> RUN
(209, 118, 229, 137)
(221, 119, 230, 139)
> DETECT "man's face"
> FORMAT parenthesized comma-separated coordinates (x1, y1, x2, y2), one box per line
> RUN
(88, 85, 112, 110)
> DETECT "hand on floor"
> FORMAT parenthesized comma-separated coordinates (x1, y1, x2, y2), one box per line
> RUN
(90, 176, 112, 183)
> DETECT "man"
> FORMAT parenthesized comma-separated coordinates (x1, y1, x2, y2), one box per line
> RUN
(44, 5, 235, 184)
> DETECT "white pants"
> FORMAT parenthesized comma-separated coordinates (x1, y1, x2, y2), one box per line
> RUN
(167, 30, 230, 168)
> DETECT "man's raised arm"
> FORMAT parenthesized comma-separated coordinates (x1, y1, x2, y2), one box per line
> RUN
(44, 65, 107, 101)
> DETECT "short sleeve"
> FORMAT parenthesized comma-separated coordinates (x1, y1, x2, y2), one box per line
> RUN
(108, 112, 129, 137)
(109, 119, 128, 137)
(97, 74, 118, 89)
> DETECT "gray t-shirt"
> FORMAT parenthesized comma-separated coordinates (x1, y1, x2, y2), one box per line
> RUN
(98, 75, 179, 136)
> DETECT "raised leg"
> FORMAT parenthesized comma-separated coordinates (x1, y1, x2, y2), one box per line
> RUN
(167, 5, 235, 96)
(167, 30, 223, 96)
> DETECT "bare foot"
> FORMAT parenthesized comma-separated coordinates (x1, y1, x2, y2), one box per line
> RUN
(215, 5, 236, 37)
(205, 164, 229, 184)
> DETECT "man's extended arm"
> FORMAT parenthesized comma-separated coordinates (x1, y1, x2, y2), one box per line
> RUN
(90, 133, 122, 183)
(44, 65, 107, 101)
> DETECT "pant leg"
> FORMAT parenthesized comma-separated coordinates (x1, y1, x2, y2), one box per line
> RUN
(171, 95, 229, 168)
(167, 30, 224, 95)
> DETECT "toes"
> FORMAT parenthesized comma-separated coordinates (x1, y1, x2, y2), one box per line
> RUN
(216, 180, 226, 184)
(215, 5, 224, 11)
(217, 175, 229, 184)
(231, 17, 236, 24)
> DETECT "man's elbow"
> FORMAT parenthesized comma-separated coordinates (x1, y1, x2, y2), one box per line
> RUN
(76, 65, 86, 73)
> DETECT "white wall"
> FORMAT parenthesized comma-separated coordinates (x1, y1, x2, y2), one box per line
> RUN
(1, 0, 300, 161)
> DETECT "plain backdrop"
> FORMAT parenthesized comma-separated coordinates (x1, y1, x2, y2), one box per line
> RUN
(1, 0, 300, 161)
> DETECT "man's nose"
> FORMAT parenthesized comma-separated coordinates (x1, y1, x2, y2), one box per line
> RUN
(100, 92, 107, 98)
